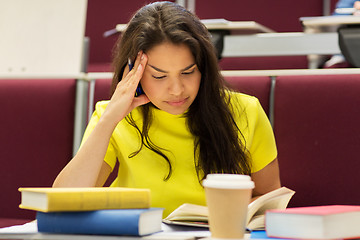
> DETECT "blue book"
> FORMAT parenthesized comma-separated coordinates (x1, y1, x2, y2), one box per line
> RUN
(36, 208, 163, 236)
(250, 230, 284, 239)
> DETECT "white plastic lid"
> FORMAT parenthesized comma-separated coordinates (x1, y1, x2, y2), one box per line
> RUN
(202, 174, 255, 189)
(205, 173, 251, 181)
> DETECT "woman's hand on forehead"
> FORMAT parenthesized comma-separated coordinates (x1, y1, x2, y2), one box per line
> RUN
(104, 51, 150, 124)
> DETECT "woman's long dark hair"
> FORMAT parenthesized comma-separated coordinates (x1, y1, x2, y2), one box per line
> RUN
(111, 1, 251, 182)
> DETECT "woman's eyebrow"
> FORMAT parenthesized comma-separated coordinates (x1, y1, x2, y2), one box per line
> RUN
(148, 63, 196, 73)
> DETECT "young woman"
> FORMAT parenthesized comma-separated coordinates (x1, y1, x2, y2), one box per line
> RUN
(53, 1, 280, 217)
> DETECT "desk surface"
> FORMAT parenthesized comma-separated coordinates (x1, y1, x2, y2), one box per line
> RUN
(221, 67, 360, 77)
(83, 68, 360, 80)
(202, 20, 275, 33)
(300, 15, 360, 31)
(0, 221, 211, 240)
(114, 19, 275, 35)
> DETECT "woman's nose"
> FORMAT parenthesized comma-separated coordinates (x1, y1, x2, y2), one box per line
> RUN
(168, 78, 184, 96)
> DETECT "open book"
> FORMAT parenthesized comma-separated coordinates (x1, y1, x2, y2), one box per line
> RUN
(163, 187, 295, 230)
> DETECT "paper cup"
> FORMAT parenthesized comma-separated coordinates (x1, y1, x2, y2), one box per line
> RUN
(203, 174, 254, 240)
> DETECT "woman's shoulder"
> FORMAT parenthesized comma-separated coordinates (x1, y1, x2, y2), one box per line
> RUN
(227, 90, 260, 109)
(93, 100, 110, 116)
(225, 90, 266, 124)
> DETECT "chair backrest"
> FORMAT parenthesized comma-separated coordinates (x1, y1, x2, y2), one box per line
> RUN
(93, 78, 113, 105)
(0, 79, 76, 219)
(224, 75, 272, 116)
(273, 74, 360, 207)
(90, 78, 115, 186)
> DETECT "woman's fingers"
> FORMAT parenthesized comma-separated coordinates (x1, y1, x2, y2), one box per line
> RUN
(103, 52, 149, 124)
(132, 94, 150, 108)
(122, 52, 147, 91)
(131, 52, 148, 97)
(122, 51, 143, 79)
(113, 52, 148, 106)
(132, 51, 142, 71)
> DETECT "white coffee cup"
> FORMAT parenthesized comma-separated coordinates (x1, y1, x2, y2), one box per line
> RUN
(203, 174, 254, 240)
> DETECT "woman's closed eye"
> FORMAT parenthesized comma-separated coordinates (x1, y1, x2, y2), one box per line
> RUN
(151, 66, 196, 79)
(182, 67, 196, 75)
(152, 75, 166, 80)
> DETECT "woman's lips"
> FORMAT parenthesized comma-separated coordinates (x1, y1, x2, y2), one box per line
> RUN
(166, 97, 188, 106)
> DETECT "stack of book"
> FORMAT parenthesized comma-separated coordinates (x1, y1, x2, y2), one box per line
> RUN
(18, 187, 163, 236)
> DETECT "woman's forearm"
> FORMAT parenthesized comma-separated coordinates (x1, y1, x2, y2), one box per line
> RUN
(53, 53, 148, 188)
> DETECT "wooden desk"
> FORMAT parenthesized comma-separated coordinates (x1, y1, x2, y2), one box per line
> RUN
(106, 19, 352, 69)
(221, 67, 360, 76)
(301, 15, 360, 32)
(113, 19, 275, 35)
(201, 20, 275, 34)
(221, 32, 339, 57)
(107, 21, 338, 68)
(300, 15, 360, 68)
(103, 20, 277, 62)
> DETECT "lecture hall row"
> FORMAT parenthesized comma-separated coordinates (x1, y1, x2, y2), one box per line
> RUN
(1, 69, 360, 226)
(1, 0, 358, 227)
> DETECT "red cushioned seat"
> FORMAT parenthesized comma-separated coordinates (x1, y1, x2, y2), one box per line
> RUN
(93, 78, 112, 104)
(89, 78, 116, 186)
(0, 79, 76, 219)
(224, 75, 272, 116)
(273, 74, 360, 207)
(0, 218, 32, 228)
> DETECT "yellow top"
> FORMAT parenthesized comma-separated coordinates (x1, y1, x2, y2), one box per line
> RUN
(82, 91, 277, 217)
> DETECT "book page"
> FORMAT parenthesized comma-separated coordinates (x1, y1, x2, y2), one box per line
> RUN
(163, 187, 295, 229)
(246, 187, 295, 229)
(165, 204, 208, 220)
(0, 220, 37, 234)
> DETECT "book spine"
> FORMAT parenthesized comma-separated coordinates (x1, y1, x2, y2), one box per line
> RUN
(37, 209, 144, 236)
(47, 190, 150, 211)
